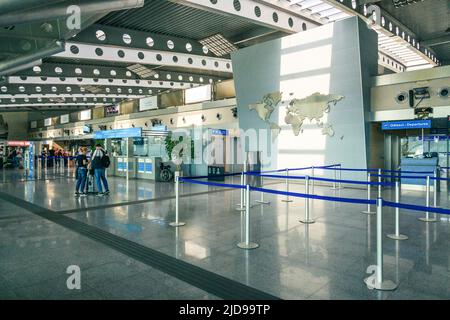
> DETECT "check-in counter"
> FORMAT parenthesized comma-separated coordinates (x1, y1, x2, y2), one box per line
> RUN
(114, 156, 137, 179)
(400, 157, 440, 190)
(137, 157, 155, 180)
(111, 156, 165, 180)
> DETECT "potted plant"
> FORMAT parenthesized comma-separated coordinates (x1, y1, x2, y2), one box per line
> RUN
(164, 135, 194, 179)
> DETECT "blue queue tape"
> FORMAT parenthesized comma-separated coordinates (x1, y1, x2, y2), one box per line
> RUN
(309, 176, 394, 186)
(179, 178, 447, 214)
(179, 178, 245, 189)
(383, 200, 450, 215)
(288, 167, 312, 171)
(184, 172, 242, 180)
(245, 172, 306, 180)
(250, 186, 375, 205)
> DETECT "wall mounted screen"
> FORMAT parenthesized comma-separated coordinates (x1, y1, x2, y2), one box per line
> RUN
(185, 85, 212, 104)
(60, 114, 69, 124)
(105, 105, 120, 116)
(44, 118, 52, 127)
(80, 109, 92, 121)
(139, 96, 158, 111)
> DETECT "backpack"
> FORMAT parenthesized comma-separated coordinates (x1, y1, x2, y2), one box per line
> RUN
(101, 154, 110, 168)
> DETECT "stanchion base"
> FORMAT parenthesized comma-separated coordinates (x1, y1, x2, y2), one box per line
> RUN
(364, 278, 397, 291)
(387, 234, 408, 240)
(299, 219, 315, 224)
(169, 222, 186, 227)
(418, 217, 438, 223)
(361, 210, 376, 215)
(281, 199, 293, 203)
(255, 200, 270, 205)
(237, 242, 259, 250)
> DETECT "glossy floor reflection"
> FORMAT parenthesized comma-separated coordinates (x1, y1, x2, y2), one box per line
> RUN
(1, 168, 449, 299)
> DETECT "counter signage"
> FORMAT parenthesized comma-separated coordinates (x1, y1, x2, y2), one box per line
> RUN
(94, 127, 142, 139)
(211, 129, 228, 136)
(417, 135, 449, 141)
(381, 120, 431, 130)
(7, 141, 30, 147)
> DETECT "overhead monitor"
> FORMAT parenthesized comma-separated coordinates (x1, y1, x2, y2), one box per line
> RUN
(60, 114, 69, 124)
(80, 109, 92, 121)
(139, 96, 158, 111)
(185, 85, 212, 104)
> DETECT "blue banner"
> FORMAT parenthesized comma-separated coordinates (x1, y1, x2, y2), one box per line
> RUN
(94, 127, 142, 139)
(382, 120, 431, 130)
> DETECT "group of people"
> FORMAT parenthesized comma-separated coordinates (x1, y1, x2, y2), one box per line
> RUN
(40, 148, 71, 168)
(3, 147, 24, 169)
(75, 144, 110, 197)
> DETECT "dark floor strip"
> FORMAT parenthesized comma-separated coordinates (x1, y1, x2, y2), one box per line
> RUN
(57, 181, 283, 214)
(0, 175, 76, 184)
(0, 191, 281, 300)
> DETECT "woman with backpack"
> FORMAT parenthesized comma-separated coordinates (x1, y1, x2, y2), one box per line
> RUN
(91, 144, 110, 196)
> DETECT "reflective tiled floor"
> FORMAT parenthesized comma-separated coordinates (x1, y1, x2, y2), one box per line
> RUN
(1, 167, 449, 300)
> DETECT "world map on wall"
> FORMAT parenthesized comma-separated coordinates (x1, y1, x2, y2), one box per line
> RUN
(248, 92, 344, 140)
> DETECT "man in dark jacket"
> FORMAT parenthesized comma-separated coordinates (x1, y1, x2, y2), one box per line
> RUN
(91, 144, 110, 196)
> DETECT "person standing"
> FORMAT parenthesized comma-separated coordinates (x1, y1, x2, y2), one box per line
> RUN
(75, 147, 88, 197)
(91, 144, 110, 196)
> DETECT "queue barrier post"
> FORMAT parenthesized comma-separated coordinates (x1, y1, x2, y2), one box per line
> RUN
(281, 168, 293, 203)
(311, 166, 315, 194)
(169, 176, 186, 227)
(433, 169, 439, 220)
(237, 185, 259, 250)
(387, 181, 408, 240)
(299, 176, 315, 224)
(361, 173, 376, 215)
(236, 172, 246, 212)
(338, 164, 344, 189)
(364, 198, 397, 291)
(378, 168, 382, 198)
(255, 175, 270, 205)
(418, 176, 437, 223)
(331, 164, 337, 190)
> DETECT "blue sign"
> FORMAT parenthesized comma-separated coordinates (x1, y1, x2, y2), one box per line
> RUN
(28, 142, 34, 178)
(94, 127, 142, 139)
(211, 129, 228, 136)
(151, 125, 168, 132)
(138, 162, 145, 172)
(418, 135, 449, 141)
(382, 120, 431, 130)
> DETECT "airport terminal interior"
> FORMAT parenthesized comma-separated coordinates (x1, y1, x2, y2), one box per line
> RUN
(0, 0, 449, 301)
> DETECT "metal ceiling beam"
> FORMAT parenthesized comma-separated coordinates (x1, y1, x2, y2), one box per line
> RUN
(0, 0, 145, 27)
(0, 0, 65, 15)
(13, 62, 226, 83)
(52, 42, 233, 73)
(421, 35, 450, 47)
(0, 59, 42, 77)
(0, 102, 111, 108)
(0, 40, 64, 76)
(75, 24, 212, 58)
(170, 0, 317, 34)
(6, 76, 203, 90)
(321, 0, 440, 66)
(0, 94, 144, 99)
(1, 83, 169, 95)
